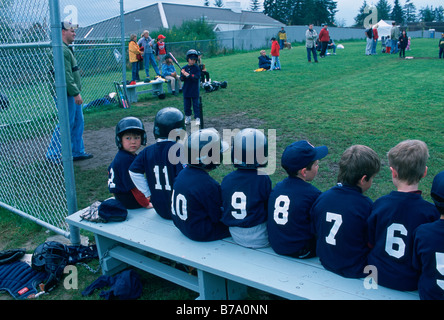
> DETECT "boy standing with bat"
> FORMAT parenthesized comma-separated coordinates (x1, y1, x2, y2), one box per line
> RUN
(180, 49, 201, 126)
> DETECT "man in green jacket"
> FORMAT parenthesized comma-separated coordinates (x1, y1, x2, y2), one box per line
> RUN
(47, 21, 93, 163)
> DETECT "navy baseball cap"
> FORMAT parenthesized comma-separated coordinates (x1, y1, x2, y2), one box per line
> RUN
(431, 171, 444, 208)
(281, 140, 328, 174)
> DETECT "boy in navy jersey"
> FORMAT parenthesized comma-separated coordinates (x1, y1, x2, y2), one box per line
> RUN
(129, 107, 185, 220)
(108, 117, 152, 209)
(171, 128, 230, 242)
(268, 140, 328, 258)
(310, 145, 380, 278)
(180, 49, 201, 126)
(221, 128, 272, 248)
(368, 140, 440, 291)
(413, 170, 444, 299)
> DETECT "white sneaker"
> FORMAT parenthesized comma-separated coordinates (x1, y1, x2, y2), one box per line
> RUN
(195, 118, 200, 126)
(185, 116, 191, 125)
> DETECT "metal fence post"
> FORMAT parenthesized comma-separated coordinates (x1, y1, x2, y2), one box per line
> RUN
(120, 0, 127, 99)
(49, 0, 80, 245)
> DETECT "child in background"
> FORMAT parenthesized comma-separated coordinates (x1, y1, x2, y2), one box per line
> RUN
(367, 140, 440, 291)
(108, 117, 151, 209)
(171, 128, 230, 242)
(310, 145, 380, 278)
(180, 49, 201, 126)
(270, 37, 281, 70)
(439, 33, 444, 59)
(129, 107, 185, 220)
(268, 140, 328, 258)
(162, 54, 182, 96)
(155, 34, 167, 65)
(221, 128, 272, 248)
(385, 36, 391, 53)
(413, 170, 444, 300)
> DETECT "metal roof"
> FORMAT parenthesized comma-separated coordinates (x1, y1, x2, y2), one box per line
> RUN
(76, 2, 282, 40)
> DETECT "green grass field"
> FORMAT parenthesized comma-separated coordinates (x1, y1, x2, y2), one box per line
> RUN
(0, 37, 443, 300)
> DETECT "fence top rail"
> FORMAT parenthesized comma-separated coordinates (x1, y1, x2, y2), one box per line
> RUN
(0, 42, 52, 50)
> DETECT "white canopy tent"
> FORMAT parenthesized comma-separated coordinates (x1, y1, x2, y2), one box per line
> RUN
(374, 19, 392, 37)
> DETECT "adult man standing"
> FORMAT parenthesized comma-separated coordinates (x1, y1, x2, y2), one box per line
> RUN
(365, 25, 373, 55)
(319, 24, 330, 58)
(305, 24, 318, 63)
(278, 26, 287, 50)
(390, 22, 400, 54)
(46, 21, 93, 163)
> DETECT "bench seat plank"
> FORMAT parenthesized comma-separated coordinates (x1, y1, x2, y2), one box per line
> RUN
(66, 207, 419, 300)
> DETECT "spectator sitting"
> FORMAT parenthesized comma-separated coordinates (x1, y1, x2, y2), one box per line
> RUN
(327, 39, 337, 55)
(258, 50, 271, 70)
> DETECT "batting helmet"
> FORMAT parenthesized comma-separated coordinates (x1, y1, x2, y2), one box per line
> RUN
(186, 49, 199, 61)
(232, 128, 268, 169)
(115, 116, 147, 149)
(186, 128, 228, 170)
(153, 107, 185, 140)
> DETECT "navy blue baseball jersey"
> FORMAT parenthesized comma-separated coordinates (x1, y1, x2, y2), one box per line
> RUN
(180, 64, 200, 98)
(221, 169, 272, 228)
(171, 166, 230, 242)
(108, 150, 140, 209)
(129, 140, 184, 220)
(413, 219, 444, 300)
(367, 191, 440, 291)
(310, 183, 373, 278)
(267, 177, 321, 256)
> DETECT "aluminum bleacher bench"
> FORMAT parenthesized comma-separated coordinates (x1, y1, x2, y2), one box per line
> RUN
(66, 206, 419, 300)
(120, 78, 169, 103)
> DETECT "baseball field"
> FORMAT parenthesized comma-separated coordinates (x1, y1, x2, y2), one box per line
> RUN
(0, 37, 442, 300)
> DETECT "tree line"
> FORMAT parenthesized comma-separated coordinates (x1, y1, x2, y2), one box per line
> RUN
(354, 0, 444, 27)
(201, 0, 444, 27)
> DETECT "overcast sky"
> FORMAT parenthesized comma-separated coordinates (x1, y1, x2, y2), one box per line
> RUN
(63, 0, 444, 27)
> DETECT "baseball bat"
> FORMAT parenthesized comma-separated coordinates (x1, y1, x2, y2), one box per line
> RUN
(168, 52, 182, 69)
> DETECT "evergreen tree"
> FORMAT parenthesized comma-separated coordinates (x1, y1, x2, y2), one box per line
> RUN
(250, 0, 261, 11)
(390, 0, 404, 24)
(418, 5, 434, 22)
(403, 0, 417, 23)
(375, 0, 391, 21)
(204, 0, 210, 6)
(214, 0, 224, 7)
(434, 6, 444, 21)
(354, 0, 369, 27)
(264, 0, 337, 26)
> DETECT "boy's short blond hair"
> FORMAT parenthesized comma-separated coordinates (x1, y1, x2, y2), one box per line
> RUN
(337, 145, 381, 186)
(388, 139, 429, 185)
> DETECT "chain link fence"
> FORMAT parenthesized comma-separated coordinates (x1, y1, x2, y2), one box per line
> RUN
(0, 0, 121, 238)
(0, 0, 236, 241)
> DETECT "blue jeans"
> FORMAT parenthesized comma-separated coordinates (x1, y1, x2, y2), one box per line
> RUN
(144, 52, 160, 78)
(271, 56, 281, 70)
(371, 39, 378, 54)
(131, 61, 140, 81)
(47, 95, 85, 162)
(306, 47, 318, 62)
(391, 39, 398, 54)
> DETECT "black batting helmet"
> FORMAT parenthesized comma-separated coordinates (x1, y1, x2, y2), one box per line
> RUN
(186, 49, 199, 61)
(153, 107, 185, 140)
(232, 128, 268, 169)
(186, 128, 228, 170)
(115, 116, 147, 149)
